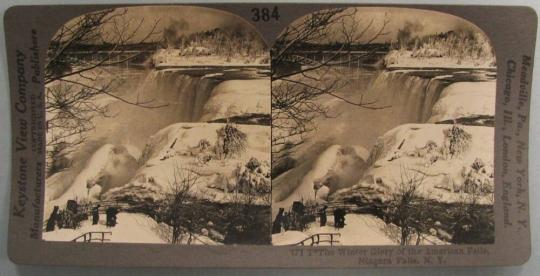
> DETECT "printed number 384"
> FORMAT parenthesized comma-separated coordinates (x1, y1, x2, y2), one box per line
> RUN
(251, 7, 280, 22)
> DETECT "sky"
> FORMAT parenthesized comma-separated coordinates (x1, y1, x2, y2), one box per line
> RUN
(59, 5, 261, 43)
(287, 7, 488, 44)
(58, 6, 487, 45)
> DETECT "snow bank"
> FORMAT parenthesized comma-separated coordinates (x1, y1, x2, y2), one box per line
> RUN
(335, 124, 494, 204)
(273, 145, 369, 211)
(428, 81, 496, 123)
(45, 144, 139, 214)
(200, 79, 270, 121)
(104, 123, 270, 204)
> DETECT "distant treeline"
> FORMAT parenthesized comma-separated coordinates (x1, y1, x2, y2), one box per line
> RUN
(393, 29, 495, 63)
(163, 27, 268, 59)
(48, 41, 160, 52)
(272, 42, 391, 52)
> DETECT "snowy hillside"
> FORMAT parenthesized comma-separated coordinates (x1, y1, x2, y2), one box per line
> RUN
(103, 122, 271, 204)
(333, 123, 494, 205)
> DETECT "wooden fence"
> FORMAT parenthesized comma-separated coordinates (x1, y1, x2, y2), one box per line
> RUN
(293, 233, 341, 246)
(72, 231, 112, 243)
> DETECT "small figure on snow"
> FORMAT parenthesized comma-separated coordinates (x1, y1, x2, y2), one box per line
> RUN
(272, 208, 285, 234)
(45, 206, 60, 232)
(333, 208, 346, 229)
(318, 205, 328, 227)
(106, 207, 119, 227)
(92, 204, 100, 225)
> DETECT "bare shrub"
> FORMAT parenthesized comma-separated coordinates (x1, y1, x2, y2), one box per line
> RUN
(154, 165, 204, 244)
(384, 167, 435, 245)
(215, 123, 247, 159)
(450, 190, 494, 244)
(442, 125, 472, 159)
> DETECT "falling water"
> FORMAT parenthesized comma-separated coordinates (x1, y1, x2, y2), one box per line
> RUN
(135, 70, 220, 122)
(90, 69, 220, 149)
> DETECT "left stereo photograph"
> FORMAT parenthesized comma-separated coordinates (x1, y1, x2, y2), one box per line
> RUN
(42, 6, 272, 245)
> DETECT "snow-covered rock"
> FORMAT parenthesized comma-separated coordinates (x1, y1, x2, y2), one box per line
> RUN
(428, 81, 496, 123)
(334, 123, 494, 204)
(103, 122, 270, 204)
(200, 79, 270, 121)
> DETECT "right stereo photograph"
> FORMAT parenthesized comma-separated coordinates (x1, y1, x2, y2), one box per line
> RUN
(270, 7, 496, 246)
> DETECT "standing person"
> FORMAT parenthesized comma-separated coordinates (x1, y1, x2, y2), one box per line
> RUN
(110, 207, 119, 227)
(318, 205, 328, 227)
(45, 206, 59, 232)
(334, 208, 346, 229)
(92, 204, 100, 225)
(272, 208, 285, 234)
(105, 207, 114, 227)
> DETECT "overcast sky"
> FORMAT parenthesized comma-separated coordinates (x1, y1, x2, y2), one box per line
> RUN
(61, 6, 260, 43)
(60, 6, 486, 45)
(290, 7, 487, 43)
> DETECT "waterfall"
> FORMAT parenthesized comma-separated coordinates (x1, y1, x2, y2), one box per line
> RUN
(90, 69, 220, 149)
(364, 70, 449, 123)
(135, 70, 220, 122)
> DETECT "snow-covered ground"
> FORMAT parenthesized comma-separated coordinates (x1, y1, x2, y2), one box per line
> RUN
(272, 214, 447, 246)
(42, 212, 219, 245)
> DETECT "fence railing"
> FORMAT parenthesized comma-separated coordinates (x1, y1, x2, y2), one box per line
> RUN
(72, 231, 112, 243)
(293, 233, 341, 246)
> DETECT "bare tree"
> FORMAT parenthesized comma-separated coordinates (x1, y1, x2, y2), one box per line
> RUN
(155, 165, 204, 244)
(271, 8, 390, 166)
(385, 167, 427, 245)
(45, 8, 165, 160)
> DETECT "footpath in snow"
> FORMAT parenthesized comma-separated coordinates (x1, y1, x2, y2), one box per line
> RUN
(272, 214, 397, 246)
(272, 214, 448, 246)
(43, 213, 218, 245)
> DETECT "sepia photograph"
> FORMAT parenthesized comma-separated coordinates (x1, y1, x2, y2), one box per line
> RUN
(42, 6, 271, 245)
(271, 7, 496, 246)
